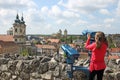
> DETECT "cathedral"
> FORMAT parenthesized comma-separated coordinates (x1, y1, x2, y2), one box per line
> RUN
(7, 14, 26, 44)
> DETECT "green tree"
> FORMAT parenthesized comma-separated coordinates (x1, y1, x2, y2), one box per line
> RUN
(21, 48, 29, 56)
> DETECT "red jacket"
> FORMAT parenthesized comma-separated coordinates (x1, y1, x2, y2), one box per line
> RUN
(85, 38, 107, 72)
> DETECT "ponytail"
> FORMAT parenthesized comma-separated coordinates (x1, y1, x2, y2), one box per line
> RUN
(95, 31, 108, 48)
(96, 35, 101, 48)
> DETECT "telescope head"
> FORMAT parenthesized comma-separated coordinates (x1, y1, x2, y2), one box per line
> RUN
(82, 30, 96, 44)
(61, 44, 80, 64)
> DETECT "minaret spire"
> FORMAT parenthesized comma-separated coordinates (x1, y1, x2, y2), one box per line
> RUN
(15, 13, 20, 23)
(21, 13, 25, 24)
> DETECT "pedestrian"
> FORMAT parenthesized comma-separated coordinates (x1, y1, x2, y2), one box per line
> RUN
(85, 31, 108, 80)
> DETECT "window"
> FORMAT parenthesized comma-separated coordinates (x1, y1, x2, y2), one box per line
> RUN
(20, 29, 22, 33)
(15, 39, 17, 41)
(15, 28, 17, 32)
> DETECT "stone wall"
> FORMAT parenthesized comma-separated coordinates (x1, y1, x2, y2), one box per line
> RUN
(0, 54, 120, 80)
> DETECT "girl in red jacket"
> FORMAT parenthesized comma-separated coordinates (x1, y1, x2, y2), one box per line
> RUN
(85, 31, 108, 80)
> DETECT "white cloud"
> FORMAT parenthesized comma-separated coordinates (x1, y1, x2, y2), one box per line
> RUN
(50, 5, 61, 17)
(0, 0, 37, 9)
(104, 18, 114, 23)
(63, 11, 80, 18)
(99, 9, 110, 15)
(105, 24, 112, 28)
(56, 19, 69, 25)
(41, 6, 49, 13)
(116, 0, 120, 16)
(76, 20, 88, 24)
(59, 0, 117, 14)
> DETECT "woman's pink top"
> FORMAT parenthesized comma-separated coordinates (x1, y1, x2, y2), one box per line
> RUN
(85, 38, 107, 72)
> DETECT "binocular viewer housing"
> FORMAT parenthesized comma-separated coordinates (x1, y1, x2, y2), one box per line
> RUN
(82, 30, 96, 44)
(61, 44, 80, 64)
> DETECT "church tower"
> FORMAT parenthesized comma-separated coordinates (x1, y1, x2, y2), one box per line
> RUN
(13, 14, 26, 44)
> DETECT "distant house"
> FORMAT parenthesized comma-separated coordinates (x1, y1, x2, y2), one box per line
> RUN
(112, 34, 120, 48)
(47, 39, 61, 50)
(69, 43, 76, 48)
(0, 35, 20, 54)
(73, 39, 84, 45)
(25, 41, 37, 56)
(108, 55, 120, 60)
(0, 40, 19, 54)
(0, 35, 14, 42)
(36, 44, 56, 56)
(110, 48, 120, 54)
(47, 39, 60, 44)
(107, 48, 120, 59)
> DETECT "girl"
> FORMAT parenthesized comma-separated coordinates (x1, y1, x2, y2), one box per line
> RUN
(85, 31, 108, 80)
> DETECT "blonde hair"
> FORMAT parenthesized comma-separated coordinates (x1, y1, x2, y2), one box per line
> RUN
(95, 31, 108, 48)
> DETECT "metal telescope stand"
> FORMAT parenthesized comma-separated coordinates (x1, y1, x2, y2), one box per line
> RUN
(66, 60, 90, 80)
(61, 44, 91, 80)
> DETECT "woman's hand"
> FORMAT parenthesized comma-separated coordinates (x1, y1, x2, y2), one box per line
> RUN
(87, 33, 91, 39)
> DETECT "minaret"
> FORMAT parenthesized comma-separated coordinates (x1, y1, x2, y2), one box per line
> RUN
(64, 29, 68, 43)
(64, 29, 67, 37)
(58, 29, 62, 35)
(13, 13, 26, 44)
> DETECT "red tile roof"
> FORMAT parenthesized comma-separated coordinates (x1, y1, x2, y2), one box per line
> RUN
(36, 44, 56, 49)
(108, 55, 120, 60)
(69, 43, 76, 48)
(0, 35, 14, 42)
(109, 48, 120, 53)
(47, 39, 60, 43)
(0, 40, 18, 47)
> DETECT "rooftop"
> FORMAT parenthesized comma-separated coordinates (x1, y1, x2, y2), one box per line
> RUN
(0, 35, 14, 42)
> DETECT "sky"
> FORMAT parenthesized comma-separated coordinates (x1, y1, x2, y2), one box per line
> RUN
(0, 0, 120, 35)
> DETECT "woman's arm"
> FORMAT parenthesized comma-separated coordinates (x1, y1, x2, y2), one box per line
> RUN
(85, 36, 95, 50)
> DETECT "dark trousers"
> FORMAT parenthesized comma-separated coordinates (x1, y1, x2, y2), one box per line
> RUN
(89, 69, 105, 80)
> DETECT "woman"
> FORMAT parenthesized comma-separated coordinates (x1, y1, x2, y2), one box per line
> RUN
(85, 31, 108, 80)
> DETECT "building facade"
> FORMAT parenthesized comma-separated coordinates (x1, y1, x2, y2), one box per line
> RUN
(0, 40, 20, 54)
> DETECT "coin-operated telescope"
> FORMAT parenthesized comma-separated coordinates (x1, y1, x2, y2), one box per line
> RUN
(61, 44, 89, 80)
(82, 30, 96, 44)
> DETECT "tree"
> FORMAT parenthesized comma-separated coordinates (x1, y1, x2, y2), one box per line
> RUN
(21, 48, 29, 56)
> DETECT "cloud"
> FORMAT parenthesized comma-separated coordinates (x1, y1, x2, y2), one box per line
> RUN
(0, 0, 37, 10)
(41, 6, 49, 14)
(56, 19, 69, 25)
(116, 0, 120, 16)
(99, 9, 110, 15)
(50, 5, 61, 17)
(104, 18, 114, 23)
(63, 11, 80, 18)
(59, 0, 117, 14)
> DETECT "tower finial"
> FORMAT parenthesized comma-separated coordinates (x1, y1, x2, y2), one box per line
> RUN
(21, 13, 23, 21)
(21, 13, 25, 24)
(16, 13, 19, 19)
(15, 12, 20, 23)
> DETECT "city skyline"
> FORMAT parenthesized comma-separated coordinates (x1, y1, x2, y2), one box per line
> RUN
(0, 0, 120, 35)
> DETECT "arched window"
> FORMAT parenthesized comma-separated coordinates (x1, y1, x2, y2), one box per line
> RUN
(20, 29, 22, 33)
(15, 28, 17, 32)
(15, 39, 17, 41)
